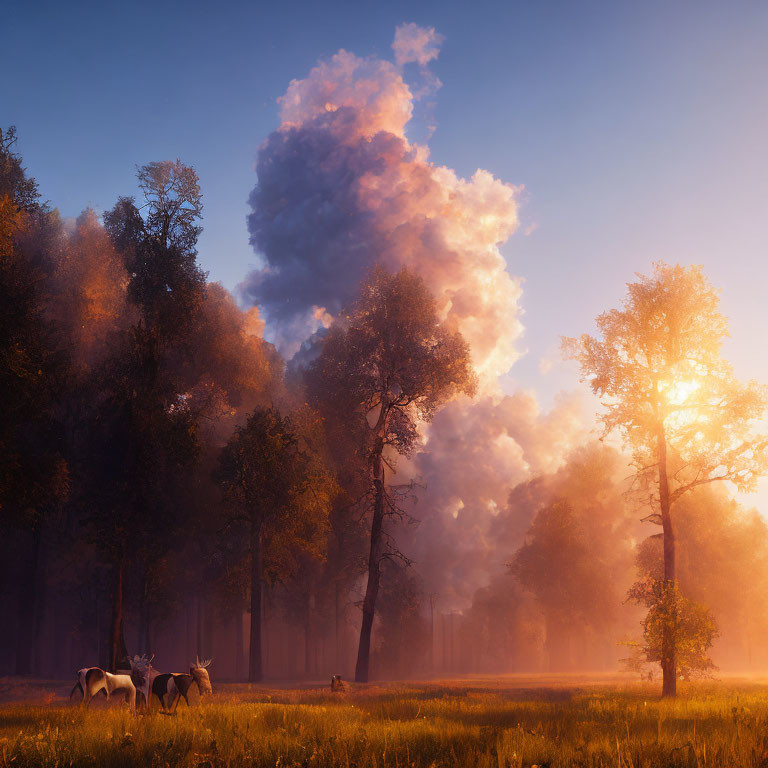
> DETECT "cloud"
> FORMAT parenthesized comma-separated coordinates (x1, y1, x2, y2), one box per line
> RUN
(392, 22, 444, 68)
(277, 50, 413, 139)
(400, 391, 589, 608)
(241, 27, 522, 381)
(524, 221, 539, 237)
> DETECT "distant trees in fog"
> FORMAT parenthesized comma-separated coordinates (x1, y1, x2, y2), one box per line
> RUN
(509, 444, 634, 672)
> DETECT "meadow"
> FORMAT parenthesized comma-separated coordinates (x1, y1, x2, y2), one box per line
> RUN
(1, 676, 768, 767)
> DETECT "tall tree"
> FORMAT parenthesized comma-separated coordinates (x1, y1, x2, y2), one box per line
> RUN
(0, 127, 69, 674)
(217, 407, 332, 682)
(564, 262, 768, 696)
(97, 160, 207, 671)
(307, 267, 476, 683)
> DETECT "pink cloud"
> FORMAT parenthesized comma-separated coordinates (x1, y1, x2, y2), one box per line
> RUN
(392, 22, 444, 68)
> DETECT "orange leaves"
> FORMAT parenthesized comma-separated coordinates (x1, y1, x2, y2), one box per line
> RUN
(0, 194, 23, 255)
(563, 262, 768, 504)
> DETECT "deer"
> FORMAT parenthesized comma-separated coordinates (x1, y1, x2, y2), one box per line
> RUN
(69, 662, 137, 712)
(69, 655, 153, 712)
(151, 657, 213, 713)
(128, 654, 155, 709)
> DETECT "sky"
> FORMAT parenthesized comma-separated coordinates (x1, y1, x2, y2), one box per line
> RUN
(3, 0, 768, 507)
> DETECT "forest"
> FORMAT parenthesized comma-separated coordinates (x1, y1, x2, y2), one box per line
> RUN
(2, 120, 768, 701)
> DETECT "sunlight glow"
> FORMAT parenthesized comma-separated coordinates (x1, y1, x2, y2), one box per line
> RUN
(661, 379, 700, 407)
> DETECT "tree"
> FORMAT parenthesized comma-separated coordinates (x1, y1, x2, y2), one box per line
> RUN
(217, 407, 332, 682)
(563, 263, 768, 696)
(93, 189, 276, 671)
(371, 562, 429, 680)
(293, 385, 369, 677)
(0, 129, 61, 527)
(307, 267, 476, 683)
(136, 160, 202, 253)
(0, 127, 40, 210)
(623, 578, 719, 681)
(97, 160, 207, 671)
(510, 499, 618, 671)
(0, 128, 69, 674)
(461, 576, 537, 673)
(506, 443, 636, 672)
(625, 483, 768, 674)
(322, 485, 369, 674)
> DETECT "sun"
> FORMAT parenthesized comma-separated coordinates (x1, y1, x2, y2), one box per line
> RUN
(659, 378, 709, 438)
(663, 379, 701, 407)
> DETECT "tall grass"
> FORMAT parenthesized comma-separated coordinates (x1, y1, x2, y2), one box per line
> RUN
(2, 679, 768, 766)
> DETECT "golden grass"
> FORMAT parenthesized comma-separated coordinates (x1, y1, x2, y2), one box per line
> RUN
(2, 677, 768, 767)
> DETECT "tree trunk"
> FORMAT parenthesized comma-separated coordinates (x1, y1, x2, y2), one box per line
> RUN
(50, 599, 64, 678)
(142, 609, 151, 656)
(97, 595, 105, 669)
(15, 527, 41, 675)
(249, 518, 263, 682)
(109, 552, 128, 672)
(207, 608, 215, 662)
(235, 610, 244, 681)
(334, 581, 341, 672)
(450, 612, 456, 672)
(32, 533, 48, 675)
(354, 447, 385, 683)
(544, 612, 556, 673)
(658, 424, 677, 698)
(138, 569, 149, 655)
(429, 595, 435, 674)
(263, 588, 269, 674)
(196, 594, 203, 659)
(304, 600, 312, 679)
(185, 603, 192, 670)
(442, 613, 447, 672)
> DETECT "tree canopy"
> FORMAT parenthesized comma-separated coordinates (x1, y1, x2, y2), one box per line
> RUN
(563, 263, 767, 503)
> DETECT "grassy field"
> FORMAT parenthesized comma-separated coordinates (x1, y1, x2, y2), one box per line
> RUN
(2, 676, 768, 767)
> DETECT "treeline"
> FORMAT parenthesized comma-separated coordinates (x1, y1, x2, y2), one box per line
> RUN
(0, 127, 476, 683)
(2, 127, 768, 688)
(1, 128, 284, 678)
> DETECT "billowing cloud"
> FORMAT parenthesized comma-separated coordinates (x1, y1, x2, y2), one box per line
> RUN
(241, 27, 523, 382)
(277, 50, 413, 138)
(400, 391, 589, 607)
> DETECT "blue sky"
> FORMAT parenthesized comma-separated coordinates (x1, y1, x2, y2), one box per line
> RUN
(3, 0, 767, 406)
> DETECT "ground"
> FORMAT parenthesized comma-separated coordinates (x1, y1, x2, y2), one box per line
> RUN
(1, 674, 768, 767)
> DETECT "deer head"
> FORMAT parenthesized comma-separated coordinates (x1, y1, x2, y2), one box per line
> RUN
(189, 657, 213, 695)
(128, 654, 154, 692)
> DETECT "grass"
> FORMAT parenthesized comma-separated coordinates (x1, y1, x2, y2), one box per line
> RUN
(2, 677, 768, 767)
